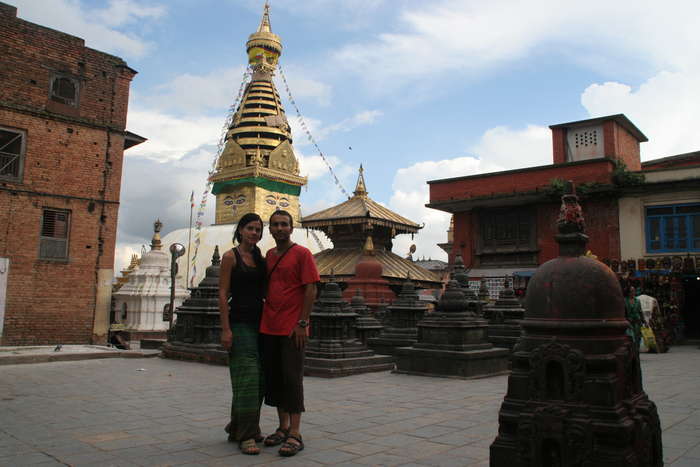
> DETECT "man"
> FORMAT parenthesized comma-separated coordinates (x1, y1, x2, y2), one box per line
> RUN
(261, 210, 319, 457)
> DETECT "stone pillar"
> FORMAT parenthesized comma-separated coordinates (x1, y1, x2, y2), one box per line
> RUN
(490, 183, 663, 466)
(367, 278, 428, 355)
(394, 279, 509, 378)
(305, 280, 394, 377)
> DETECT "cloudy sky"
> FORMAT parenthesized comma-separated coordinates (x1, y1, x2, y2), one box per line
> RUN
(8, 0, 700, 272)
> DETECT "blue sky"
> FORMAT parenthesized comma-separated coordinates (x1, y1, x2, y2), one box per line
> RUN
(8, 0, 700, 272)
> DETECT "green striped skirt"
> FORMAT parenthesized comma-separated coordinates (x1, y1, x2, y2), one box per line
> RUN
(227, 322, 264, 442)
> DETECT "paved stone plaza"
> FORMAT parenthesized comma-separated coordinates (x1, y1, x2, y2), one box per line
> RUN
(0, 346, 698, 467)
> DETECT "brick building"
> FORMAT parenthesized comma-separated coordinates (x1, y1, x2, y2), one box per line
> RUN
(0, 2, 143, 345)
(427, 114, 699, 337)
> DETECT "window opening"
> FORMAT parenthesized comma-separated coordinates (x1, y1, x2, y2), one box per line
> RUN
(39, 209, 70, 260)
(0, 127, 25, 181)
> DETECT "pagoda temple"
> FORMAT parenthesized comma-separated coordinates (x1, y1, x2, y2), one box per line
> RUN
(301, 166, 441, 290)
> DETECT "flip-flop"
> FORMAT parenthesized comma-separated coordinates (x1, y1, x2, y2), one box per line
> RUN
(239, 438, 260, 455)
(279, 434, 304, 457)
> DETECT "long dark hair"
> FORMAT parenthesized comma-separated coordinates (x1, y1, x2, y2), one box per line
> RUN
(234, 212, 265, 268)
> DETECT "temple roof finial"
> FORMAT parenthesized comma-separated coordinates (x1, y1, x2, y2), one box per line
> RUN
(363, 235, 375, 256)
(353, 164, 368, 197)
(151, 219, 163, 251)
(258, 1, 272, 33)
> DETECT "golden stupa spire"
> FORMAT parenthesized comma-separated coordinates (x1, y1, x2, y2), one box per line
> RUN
(151, 219, 163, 250)
(353, 164, 368, 198)
(363, 235, 375, 255)
(258, 1, 271, 33)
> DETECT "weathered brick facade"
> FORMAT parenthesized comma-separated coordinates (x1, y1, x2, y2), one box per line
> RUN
(0, 2, 140, 345)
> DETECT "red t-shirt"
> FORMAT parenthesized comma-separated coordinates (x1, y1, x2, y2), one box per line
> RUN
(260, 244, 320, 336)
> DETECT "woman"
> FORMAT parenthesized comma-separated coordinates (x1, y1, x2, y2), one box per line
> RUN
(218, 213, 266, 455)
(623, 285, 643, 353)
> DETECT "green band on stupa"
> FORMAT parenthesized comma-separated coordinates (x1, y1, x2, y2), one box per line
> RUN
(212, 177, 301, 196)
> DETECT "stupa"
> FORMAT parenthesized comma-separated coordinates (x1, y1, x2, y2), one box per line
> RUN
(367, 276, 428, 356)
(113, 254, 139, 292)
(304, 279, 394, 377)
(302, 166, 442, 290)
(349, 289, 383, 346)
(483, 277, 524, 350)
(394, 279, 509, 378)
(160, 3, 329, 289)
(161, 247, 227, 364)
(112, 220, 188, 348)
(342, 236, 395, 310)
(490, 184, 663, 466)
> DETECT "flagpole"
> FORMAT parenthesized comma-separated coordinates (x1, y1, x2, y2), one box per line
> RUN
(185, 190, 194, 288)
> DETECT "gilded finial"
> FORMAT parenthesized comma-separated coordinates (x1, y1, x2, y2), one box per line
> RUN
(353, 164, 368, 197)
(363, 235, 375, 255)
(247, 1, 282, 73)
(151, 219, 163, 250)
(258, 1, 271, 33)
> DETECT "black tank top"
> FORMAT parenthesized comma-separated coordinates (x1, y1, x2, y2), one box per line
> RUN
(229, 247, 265, 324)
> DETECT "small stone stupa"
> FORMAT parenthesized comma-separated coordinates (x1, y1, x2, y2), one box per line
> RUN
(350, 289, 383, 346)
(483, 277, 525, 350)
(450, 253, 480, 314)
(367, 276, 428, 356)
(112, 220, 188, 348)
(162, 247, 228, 364)
(305, 280, 394, 377)
(490, 183, 663, 466)
(394, 279, 509, 378)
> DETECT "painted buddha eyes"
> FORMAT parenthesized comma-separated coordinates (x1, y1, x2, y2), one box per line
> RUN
(224, 194, 247, 207)
(265, 194, 290, 208)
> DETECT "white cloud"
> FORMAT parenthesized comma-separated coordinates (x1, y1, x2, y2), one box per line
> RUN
(289, 110, 383, 147)
(10, 0, 165, 59)
(581, 71, 700, 159)
(469, 124, 551, 170)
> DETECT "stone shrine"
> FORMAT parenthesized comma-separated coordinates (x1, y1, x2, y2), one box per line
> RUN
(367, 277, 429, 356)
(162, 247, 228, 364)
(478, 278, 491, 312)
(483, 277, 525, 350)
(451, 254, 481, 314)
(490, 185, 663, 467)
(112, 220, 188, 348)
(305, 280, 394, 377)
(394, 279, 509, 378)
(349, 289, 383, 346)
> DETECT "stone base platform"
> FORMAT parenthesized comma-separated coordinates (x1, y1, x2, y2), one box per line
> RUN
(486, 323, 522, 350)
(304, 354, 395, 378)
(367, 336, 416, 356)
(394, 346, 510, 379)
(161, 342, 228, 365)
(112, 329, 168, 350)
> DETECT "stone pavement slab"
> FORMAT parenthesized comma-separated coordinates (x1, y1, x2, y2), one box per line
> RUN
(0, 345, 159, 365)
(0, 347, 698, 466)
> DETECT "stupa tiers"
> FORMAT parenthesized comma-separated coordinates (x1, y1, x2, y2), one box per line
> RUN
(209, 2, 305, 225)
(367, 276, 428, 356)
(159, 4, 329, 288)
(162, 247, 228, 364)
(349, 289, 383, 346)
(112, 220, 188, 348)
(490, 184, 662, 467)
(302, 166, 442, 289)
(394, 279, 509, 378)
(483, 277, 525, 350)
(113, 254, 139, 292)
(305, 280, 394, 377)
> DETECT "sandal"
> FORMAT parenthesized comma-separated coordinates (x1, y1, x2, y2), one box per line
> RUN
(264, 427, 289, 447)
(239, 438, 260, 455)
(225, 422, 264, 443)
(279, 434, 304, 457)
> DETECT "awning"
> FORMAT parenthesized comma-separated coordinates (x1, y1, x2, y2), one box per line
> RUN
(466, 268, 537, 278)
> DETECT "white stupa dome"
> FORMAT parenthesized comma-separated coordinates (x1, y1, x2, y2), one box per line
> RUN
(161, 223, 331, 288)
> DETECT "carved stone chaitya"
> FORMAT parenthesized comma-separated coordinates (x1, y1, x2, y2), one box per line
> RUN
(350, 289, 383, 346)
(367, 277, 429, 355)
(490, 184, 663, 467)
(394, 279, 509, 378)
(450, 254, 480, 314)
(162, 247, 228, 364)
(304, 280, 394, 377)
(483, 278, 525, 350)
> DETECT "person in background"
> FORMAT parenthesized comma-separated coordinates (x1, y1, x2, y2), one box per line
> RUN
(623, 285, 643, 353)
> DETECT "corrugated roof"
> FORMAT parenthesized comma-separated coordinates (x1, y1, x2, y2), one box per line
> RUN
(302, 196, 420, 231)
(314, 248, 442, 287)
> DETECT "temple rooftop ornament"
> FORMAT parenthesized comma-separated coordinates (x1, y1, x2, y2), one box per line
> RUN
(490, 182, 663, 466)
(302, 166, 441, 288)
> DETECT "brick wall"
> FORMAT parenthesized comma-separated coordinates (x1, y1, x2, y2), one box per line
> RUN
(0, 3, 135, 345)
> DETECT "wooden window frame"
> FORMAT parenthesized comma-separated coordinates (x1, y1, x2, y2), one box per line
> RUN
(39, 208, 71, 261)
(0, 126, 26, 182)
